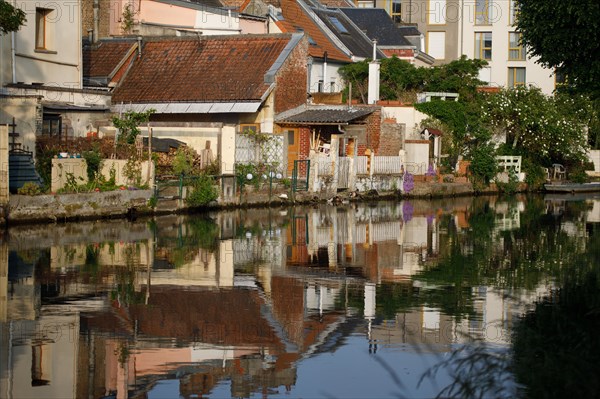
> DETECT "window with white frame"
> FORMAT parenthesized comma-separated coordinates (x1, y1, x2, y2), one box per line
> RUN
(508, 32, 526, 60)
(508, 67, 526, 87)
(475, 32, 492, 60)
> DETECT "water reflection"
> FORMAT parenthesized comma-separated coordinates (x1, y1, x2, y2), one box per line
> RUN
(1, 194, 599, 398)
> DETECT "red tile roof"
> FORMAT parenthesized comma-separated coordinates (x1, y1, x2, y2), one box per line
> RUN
(278, 0, 350, 62)
(112, 35, 295, 104)
(83, 40, 137, 78)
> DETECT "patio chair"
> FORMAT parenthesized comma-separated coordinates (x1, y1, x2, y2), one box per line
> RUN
(553, 163, 566, 180)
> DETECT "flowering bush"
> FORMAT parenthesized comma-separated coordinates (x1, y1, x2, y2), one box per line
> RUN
(403, 172, 414, 193)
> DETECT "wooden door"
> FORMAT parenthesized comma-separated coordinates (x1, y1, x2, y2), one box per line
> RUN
(285, 128, 299, 177)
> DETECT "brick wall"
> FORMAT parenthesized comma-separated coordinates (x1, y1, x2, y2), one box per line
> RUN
(378, 118, 404, 156)
(274, 36, 308, 114)
(364, 108, 382, 154)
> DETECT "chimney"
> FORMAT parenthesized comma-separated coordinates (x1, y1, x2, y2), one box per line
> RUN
(93, 0, 99, 42)
(321, 51, 328, 93)
(368, 40, 380, 105)
(137, 36, 142, 58)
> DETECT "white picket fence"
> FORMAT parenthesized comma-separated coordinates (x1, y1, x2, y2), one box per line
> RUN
(372, 156, 403, 174)
(354, 155, 403, 175)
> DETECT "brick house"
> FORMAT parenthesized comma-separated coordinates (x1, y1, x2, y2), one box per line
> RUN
(109, 33, 308, 175)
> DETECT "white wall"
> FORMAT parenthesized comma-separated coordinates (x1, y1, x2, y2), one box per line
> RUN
(11, 0, 82, 88)
(382, 106, 429, 137)
(309, 61, 345, 94)
(460, 0, 555, 94)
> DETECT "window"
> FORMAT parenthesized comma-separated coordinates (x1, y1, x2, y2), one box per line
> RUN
(509, 0, 519, 25)
(427, 31, 446, 60)
(42, 114, 62, 136)
(358, 0, 375, 8)
(239, 124, 259, 134)
(508, 67, 526, 87)
(35, 8, 52, 49)
(475, 0, 491, 25)
(329, 17, 349, 34)
(428, 0, 446, 25)
(391, 0, 402, 23)
(555, 70, 567, 88)
(508, 32, 526, 60)
(475, 32, 492, 60)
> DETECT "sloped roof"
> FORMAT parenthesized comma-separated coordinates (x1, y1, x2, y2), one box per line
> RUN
(112, 34, 301, 104)
(339, 8, 413, 47)
(83, 39, 137, 78)
(276, 106, 375, 124)
(277, 0, 350, 62)
(311, 7, 384, 59)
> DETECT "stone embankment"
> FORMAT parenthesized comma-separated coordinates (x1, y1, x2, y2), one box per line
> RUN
(1, 181, 519, 226)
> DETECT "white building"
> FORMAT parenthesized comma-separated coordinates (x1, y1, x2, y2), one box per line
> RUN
(367, 0, 557, 94)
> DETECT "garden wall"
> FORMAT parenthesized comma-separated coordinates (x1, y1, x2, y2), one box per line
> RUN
(51, 158, 155, 192)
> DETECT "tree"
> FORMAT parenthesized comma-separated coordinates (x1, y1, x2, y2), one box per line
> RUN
(484, 86, 589, 164)
(0, 0, 26, 34)
(515, 0, 600, 97)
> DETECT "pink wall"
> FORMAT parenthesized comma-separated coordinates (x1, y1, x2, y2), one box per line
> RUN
(139, 1, 196, 27)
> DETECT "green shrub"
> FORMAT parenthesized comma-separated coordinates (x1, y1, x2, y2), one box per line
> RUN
(17, 182, 42, 195)
(495, 169, 519, 194)
(523, 160, 547, 191)
(82, 147, 103, 181)
(469, 144, 497, 189)
(185, 175, 218, 207)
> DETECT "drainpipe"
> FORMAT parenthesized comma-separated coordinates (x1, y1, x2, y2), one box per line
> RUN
(137, 36, 142, 57)
(93, 0, 99, 42)
(11, 31, 16, 83)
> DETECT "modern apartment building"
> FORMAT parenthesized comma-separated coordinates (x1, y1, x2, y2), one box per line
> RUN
(353, 0, 556, 94)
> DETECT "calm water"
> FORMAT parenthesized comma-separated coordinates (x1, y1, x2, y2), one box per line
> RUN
(1, 194, 599, 399)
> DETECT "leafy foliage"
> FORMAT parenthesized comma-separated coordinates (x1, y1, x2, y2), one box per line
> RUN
(468, 143, 497, 189)
(185, 175, 218, 207)
(340, 55, 486, 103)
(17, 182, 42, 195)
(515, 0, 600, 97)
(112, 109, 155, 145)
(0, 0, 26, 34)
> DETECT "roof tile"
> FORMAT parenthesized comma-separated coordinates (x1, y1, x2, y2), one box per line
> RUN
(278, 0, 350, 62)
(83, 39, 137, 78)
(112, 35, 293, 104)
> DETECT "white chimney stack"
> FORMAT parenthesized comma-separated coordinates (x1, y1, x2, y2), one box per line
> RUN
(368, 40, 380, 105)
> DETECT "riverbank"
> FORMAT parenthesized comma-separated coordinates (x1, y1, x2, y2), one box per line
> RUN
(1, 181, 525, 226)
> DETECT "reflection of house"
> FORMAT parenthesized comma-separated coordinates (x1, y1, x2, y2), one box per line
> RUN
(110, 34, 308, 175)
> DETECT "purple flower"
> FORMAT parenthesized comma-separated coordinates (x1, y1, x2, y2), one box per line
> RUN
(403, 172, 414, 193)
(402, 201, 414, 222)
(426, 164, 436, 176)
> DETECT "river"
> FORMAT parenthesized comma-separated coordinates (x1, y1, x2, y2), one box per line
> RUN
(1, 194, 599, 398)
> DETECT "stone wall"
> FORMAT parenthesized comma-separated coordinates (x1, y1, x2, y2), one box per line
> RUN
(7, 190, 153, 224)
(355, 174, 403, 193)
